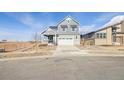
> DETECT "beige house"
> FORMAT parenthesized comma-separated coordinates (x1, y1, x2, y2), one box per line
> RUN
(82, 21, 124, 45)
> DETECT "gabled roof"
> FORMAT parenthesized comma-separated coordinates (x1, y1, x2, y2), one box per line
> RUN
(81, 31, 95, 36)
(41, 16, 80, 35)
(57, 16, 79, 25)
(41, 26, 57, 35)
(83, 20, 124, 36)
(41, 27, 80, 35)
(49, 26, 57, 29)
(96, 20, 124, 32)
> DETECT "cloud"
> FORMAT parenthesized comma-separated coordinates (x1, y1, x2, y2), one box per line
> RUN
(5, 13, 42, 29)
(1, 13, 59, 41)
(0, 28, 14, 36)
(19, 14, 41, 29)
(79, 25, 96, 34)
(103, 15, 124, 27)
(0, 27, 34, 41)
(5, 12, 57, 32)
(96, 12, 123, 22)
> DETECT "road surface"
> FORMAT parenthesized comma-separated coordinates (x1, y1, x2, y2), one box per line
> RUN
(0, 55, 124, 80)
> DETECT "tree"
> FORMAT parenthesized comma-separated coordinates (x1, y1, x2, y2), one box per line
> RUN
(33, 31, 40, 53)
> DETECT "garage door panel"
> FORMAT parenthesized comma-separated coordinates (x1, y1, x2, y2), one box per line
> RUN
(58, 38, 74, 45)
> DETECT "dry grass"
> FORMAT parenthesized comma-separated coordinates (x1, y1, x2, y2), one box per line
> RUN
(0, 42, 35, 52)
(101, 45, 124, 51)
(77, 45, 124, 51)
(0, 42, 56, 59)
(76, 45, 124, 55)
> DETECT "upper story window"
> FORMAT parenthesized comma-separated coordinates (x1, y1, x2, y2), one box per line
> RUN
(96, 33, 106, 39)
(62, 27, 66, 31)
(61, 25, 68, 31)
(72, 27, 76, 31)
(71, 25, 77, 31)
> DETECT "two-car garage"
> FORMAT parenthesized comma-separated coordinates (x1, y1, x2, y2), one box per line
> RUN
(57, 35, 80, 45)
(58, 38, 74, 45)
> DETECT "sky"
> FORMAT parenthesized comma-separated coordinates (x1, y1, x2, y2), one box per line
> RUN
(0, 12, 124, 41)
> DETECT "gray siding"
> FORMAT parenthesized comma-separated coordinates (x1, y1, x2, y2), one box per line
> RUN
(58, 17, 79, 34)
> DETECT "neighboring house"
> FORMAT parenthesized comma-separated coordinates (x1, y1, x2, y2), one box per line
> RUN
(41, 16, 80, 45)
(82, 21, 124, 45)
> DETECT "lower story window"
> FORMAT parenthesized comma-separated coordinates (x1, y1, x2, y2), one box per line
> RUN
(100, 33, 102, 38)
(96, 33, 99, 38)
(103, 33, 106, 38)
(96, 33, 106, 39)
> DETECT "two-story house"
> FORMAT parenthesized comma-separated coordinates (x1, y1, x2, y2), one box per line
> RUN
(41, 16, 80, 45)
(81, 21, 124, 45)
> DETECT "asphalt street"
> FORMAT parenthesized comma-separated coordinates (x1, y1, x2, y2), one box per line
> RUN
(0, 56, 124, 80)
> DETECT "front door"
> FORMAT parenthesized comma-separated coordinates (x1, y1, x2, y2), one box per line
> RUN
(48, 35, 53, 43)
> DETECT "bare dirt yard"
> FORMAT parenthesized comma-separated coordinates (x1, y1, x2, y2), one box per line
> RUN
(0, 42, 56, 59)
(0, 42, 34, 52)
(76, 45, 124, 55)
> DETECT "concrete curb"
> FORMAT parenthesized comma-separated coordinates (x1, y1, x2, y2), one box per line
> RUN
(1, 54, 124, 61)
(0, 55, 52, 61)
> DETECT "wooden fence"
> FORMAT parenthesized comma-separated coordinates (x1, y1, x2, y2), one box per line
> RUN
(81, 38, 95, 46)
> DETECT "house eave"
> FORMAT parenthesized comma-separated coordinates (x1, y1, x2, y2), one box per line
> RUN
(57, 16, 80, 26)
(96, 21, 124, 32)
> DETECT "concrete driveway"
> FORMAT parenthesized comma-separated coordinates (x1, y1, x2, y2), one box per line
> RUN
(53, 46, 88, 57)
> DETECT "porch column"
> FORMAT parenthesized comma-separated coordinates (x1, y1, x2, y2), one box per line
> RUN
(55, 34, 57, 45)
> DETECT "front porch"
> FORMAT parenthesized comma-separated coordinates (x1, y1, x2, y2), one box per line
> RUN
(112, 33, 124, 45)
(44, 35, 57, 45)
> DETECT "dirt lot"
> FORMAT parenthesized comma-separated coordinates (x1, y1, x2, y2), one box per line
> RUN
(0, 42, 56, 59)
(0, 42, 35, 52)
(76, 45, 124, 55)
(77, 45, 124, 50)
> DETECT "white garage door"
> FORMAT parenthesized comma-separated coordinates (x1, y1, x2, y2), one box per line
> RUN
(58, 38, 74, 45)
